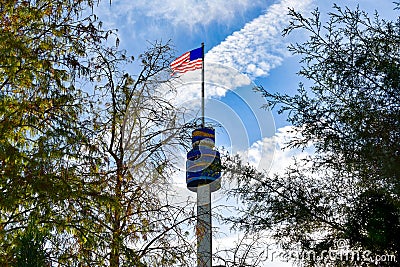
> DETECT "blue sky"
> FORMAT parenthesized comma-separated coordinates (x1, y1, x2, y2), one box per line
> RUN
(94, 0, 399, 134)
(94, 0, 398, 265)
(93, 0, 399, 177)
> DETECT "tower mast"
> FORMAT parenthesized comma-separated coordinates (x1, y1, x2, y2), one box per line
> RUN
(186, 43, 222, 267)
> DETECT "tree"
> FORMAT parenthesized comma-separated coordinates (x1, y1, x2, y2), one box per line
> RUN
(1, 1, 196, 266)
(214, 232, 270, 267)
(14, 217, 48, 267)
(1, 0, 110, 264)
(75, 40, 196, 266)
(225, 3, 400, 266)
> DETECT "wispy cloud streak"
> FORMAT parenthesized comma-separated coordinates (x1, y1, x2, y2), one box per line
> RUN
(206, 0, 313, 79)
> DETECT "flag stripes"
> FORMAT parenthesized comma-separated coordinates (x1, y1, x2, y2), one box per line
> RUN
(170, 48, 203, 75)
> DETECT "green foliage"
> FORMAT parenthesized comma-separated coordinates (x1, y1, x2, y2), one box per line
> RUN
(14, 218, 48, 267)
(346, 189, 400, 254)
(1, 1, 107, 264)
(1, 1, 195, 266)
(226, 4, 400, 266)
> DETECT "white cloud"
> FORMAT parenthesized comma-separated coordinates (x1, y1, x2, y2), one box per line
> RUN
(206, 0, 314, 79)
(239, 125, 313, 174)
(138, 0, 262, 26)
(97, 0, 263, 30)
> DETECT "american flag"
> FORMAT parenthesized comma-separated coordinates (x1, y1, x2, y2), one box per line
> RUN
(170, 46, 203, 75)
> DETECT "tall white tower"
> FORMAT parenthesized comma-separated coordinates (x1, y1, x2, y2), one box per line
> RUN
(186, 127, 221, 267)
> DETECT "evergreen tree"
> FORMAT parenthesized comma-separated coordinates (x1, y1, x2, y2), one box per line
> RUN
(226, 3, 400, 266)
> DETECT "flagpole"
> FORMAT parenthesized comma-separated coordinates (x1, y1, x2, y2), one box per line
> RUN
(198, 44, 212, 267)
(201, 42, 205, 128)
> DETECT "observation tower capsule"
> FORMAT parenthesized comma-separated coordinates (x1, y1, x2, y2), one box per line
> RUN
(186, 127, 222, 192)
